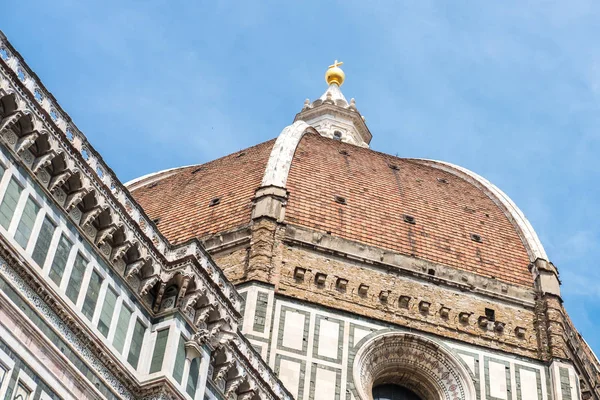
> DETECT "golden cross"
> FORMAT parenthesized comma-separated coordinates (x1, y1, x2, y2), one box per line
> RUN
(329, 60, 343, 69)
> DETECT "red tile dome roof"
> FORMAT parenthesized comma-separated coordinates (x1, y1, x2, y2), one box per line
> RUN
(130, 131, 537, 287)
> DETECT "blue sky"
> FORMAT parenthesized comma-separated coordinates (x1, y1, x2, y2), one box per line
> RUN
(3, 1, 600, 353)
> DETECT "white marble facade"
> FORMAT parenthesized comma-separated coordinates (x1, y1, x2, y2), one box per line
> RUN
(239, 283, 581, 400)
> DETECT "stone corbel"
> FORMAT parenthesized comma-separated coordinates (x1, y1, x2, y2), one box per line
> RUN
(180, 288, 206, 314)
(64, 188, 89, 211)
(48, 169, 72, 192)
(80, 205, 105, 227)
(95, 224, 117, 247)
(192, 329, 211, 346)
(208, 318, 233, 347)
(153, 282, 168, 312)
(0, 111, 23, 134)
(208, 318, 227, 335)
(124, 257, 147, 279)
(139, 274, 160, 296)
(175, 275, 191, 308)
(237, 390, 256, 400)
(31, 149, 58, 173)
(14, 130, 39, 153)
(194, 304, 215, 327)
(225, 374, 245, 398)
(111, 240, 133, 263)
(213, 361, 233, 383)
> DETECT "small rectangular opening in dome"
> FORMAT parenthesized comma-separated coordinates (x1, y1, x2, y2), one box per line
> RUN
(403, 214, 416, 224)
(470, 233, 483, 243)
(334, 195, 346, 205)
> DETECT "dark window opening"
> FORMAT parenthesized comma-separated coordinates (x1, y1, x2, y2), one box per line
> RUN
(209, 197, 221, 207)
(333, 131, 342, 141)
(192, 167, 203, 174)
(485, 308, 496, 322)
(403, 215, 415, 224)
(373, 384, 422, 400)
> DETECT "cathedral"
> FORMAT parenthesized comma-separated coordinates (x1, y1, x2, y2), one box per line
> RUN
(0, 29, 598, 400)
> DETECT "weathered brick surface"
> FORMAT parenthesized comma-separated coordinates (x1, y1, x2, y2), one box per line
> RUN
(274, 242, 539, 359)
(285, 133, 532, 287)
(212, 246, 249, 284)
(246, 218, 285, 283)
(131, 139, 275, 244)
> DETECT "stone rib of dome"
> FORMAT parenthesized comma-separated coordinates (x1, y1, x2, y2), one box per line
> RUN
(130, 139, 276, 243)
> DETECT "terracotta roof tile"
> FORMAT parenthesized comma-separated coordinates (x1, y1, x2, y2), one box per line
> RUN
(285, 133, 533, 286)
(131, 132, 533, 287)
(130, 139, 276, 244)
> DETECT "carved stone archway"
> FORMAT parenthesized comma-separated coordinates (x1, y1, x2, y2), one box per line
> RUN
(352, 331, 477, 400)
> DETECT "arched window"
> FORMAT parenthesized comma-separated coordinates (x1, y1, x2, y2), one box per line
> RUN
(333, 131, 342, 141)
(373, 384, 422, 400)
(352, 332, 477, 400)
(186, 357, 200, 397)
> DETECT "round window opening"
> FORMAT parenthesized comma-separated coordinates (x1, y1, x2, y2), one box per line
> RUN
(373, 384, 422, 400)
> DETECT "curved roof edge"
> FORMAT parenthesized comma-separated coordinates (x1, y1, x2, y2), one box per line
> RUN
(409, 159, 548, 262)
(125, 164, 197, 191)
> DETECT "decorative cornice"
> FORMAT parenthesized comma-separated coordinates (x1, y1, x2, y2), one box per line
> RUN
(284, 223, 536, 308)
(0, 31, 240, 329)
(0, 31, 294, 400)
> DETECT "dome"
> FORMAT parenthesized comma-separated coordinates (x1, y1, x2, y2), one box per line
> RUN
(129, 130, 542, 287)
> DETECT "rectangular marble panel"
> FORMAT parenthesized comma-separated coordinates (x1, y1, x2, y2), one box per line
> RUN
(317, 319, 340, 359)
(519, 369, 538, 400)
(279, 358, 301, 398)
(352, 326, 370, 347)
(459, 353, 476, 375)
(282, 310, 306, 351)
(489, 361, 508, 399)
(314, 366, 337, 400)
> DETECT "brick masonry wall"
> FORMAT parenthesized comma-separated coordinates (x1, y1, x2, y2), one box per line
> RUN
(209, 219, 541, 360)
(275, 242, 539, 360)
(212, 246, 249, 284)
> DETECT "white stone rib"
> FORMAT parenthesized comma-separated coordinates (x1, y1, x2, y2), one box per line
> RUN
(124, 164, 195, 191)
(409, 158, 548, 262)
(261, 120, 312, 188)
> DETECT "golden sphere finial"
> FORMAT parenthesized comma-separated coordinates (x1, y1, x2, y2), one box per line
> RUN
(325, 60, 345, 86)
